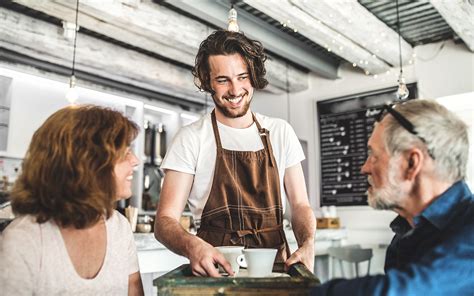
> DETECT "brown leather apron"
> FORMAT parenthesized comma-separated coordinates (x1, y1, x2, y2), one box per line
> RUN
(197, 110, 291, 263)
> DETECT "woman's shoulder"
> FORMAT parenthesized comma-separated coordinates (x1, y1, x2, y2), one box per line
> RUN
(106, 210, 133, 234)
(3, 215, 44, 237)
(1, 215, 47, 253)
(107, 210, 128, 224)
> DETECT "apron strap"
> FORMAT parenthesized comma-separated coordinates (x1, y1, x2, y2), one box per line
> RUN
(252, 112, 263, 131)
(211, 110, 223, 149)
(200, 224, 284, 246)
(252, 113, 276, 167)
(279, 227, 292, 259)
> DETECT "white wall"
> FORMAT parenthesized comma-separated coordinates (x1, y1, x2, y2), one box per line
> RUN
(0, 66, 143, 157)
(253, 40, 474, 255)
(416, 41, 474, 98)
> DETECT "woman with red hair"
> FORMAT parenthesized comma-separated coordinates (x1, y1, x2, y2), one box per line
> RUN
(1, 105, 143, 295)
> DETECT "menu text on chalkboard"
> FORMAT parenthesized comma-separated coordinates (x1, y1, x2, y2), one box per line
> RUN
(317, 84, 417, 206)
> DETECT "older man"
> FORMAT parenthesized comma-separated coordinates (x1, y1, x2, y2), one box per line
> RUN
(312, 99, 474, 295)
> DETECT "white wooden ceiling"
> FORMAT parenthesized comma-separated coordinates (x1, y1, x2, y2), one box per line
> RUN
(164, 0, 473, 75)
(0, 0, 472, 107)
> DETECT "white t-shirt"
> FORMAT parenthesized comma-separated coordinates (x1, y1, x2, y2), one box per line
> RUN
(0, 211, 139, 296)
(162, 112, 305, 221)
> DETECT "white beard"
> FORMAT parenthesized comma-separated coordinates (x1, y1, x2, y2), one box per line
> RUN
(368, 156, 407, 210)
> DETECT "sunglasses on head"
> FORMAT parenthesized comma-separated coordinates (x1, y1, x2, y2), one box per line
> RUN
(375, 104, 435, 159)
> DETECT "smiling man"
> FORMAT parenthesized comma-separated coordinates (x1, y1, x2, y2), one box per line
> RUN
(154, 30, 315, 277)
(311, 99, 474, 295)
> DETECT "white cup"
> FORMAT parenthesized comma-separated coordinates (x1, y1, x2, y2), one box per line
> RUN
(237, 248, 277, 277)
(321, 206, 329, 218)
(215, 246, 244, 275)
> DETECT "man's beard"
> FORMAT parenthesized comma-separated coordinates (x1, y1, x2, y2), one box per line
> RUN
(368, 157, 407, 210)
(213, 92, 251, 118)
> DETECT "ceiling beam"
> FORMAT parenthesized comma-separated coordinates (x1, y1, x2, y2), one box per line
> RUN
(244, 0, 413, 74)
(0, 7, 205, 104)
(290, 0, 413, 67)
(431, 0, 474, 52)
(10, 0, 310, 93)
(163, 0, 339, 79)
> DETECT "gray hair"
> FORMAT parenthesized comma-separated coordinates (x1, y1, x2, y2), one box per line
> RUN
(383, 99, 469, 183)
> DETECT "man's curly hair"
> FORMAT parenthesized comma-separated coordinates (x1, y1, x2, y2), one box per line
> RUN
(192, 30, 268, 94)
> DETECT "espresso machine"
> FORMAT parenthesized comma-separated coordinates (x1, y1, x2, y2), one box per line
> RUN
(0, 156, 21, 231)
(142, 121, 166, 211)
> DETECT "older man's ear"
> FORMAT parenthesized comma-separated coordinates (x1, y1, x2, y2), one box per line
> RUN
(403, 149, 424, 181)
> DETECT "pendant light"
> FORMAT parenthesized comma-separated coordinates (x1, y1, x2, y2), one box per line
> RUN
(395, 0, 409, 100)
(227, 4, 239, 32)
(66, 0, 80, 104)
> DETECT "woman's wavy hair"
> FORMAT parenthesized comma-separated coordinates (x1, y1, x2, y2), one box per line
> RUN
(192, 30, 268, 94)
(11, 105, 139, 229)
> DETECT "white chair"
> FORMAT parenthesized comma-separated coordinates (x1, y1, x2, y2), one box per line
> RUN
(327, 244, 373, 278)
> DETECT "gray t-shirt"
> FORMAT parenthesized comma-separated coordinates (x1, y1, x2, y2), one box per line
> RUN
(0, 211, 139, 295)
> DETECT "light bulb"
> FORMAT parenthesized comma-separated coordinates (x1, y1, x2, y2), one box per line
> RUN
(66, 86, 79, 104)
(227, 7, 239, 32)
(228, 20, 239, 32)
(396, 74, 409, 100)
(66, 75, 79, 104)
(62, 21, 77, 40)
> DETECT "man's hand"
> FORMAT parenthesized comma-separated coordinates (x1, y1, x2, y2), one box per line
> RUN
(188, 240, 234, 277)
(156, 170, 233, 277)
(285, 241, 314, 272)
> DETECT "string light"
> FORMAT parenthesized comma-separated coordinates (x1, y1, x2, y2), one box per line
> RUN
(279, 5, 299, 33)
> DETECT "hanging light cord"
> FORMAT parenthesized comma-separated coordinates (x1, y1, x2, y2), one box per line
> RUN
(396, 0, 403, 75)
(286, 62, 290, 123)
(71, 0, 79, 77)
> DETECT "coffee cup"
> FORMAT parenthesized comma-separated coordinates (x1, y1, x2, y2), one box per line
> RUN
(237, 248, 277, 277)
(215, 246, 244, 275)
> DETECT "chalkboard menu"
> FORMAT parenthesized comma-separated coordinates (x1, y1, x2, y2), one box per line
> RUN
(317, 84, 417, 206)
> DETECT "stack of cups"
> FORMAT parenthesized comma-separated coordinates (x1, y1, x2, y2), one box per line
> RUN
(321, 205, 337, 218)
